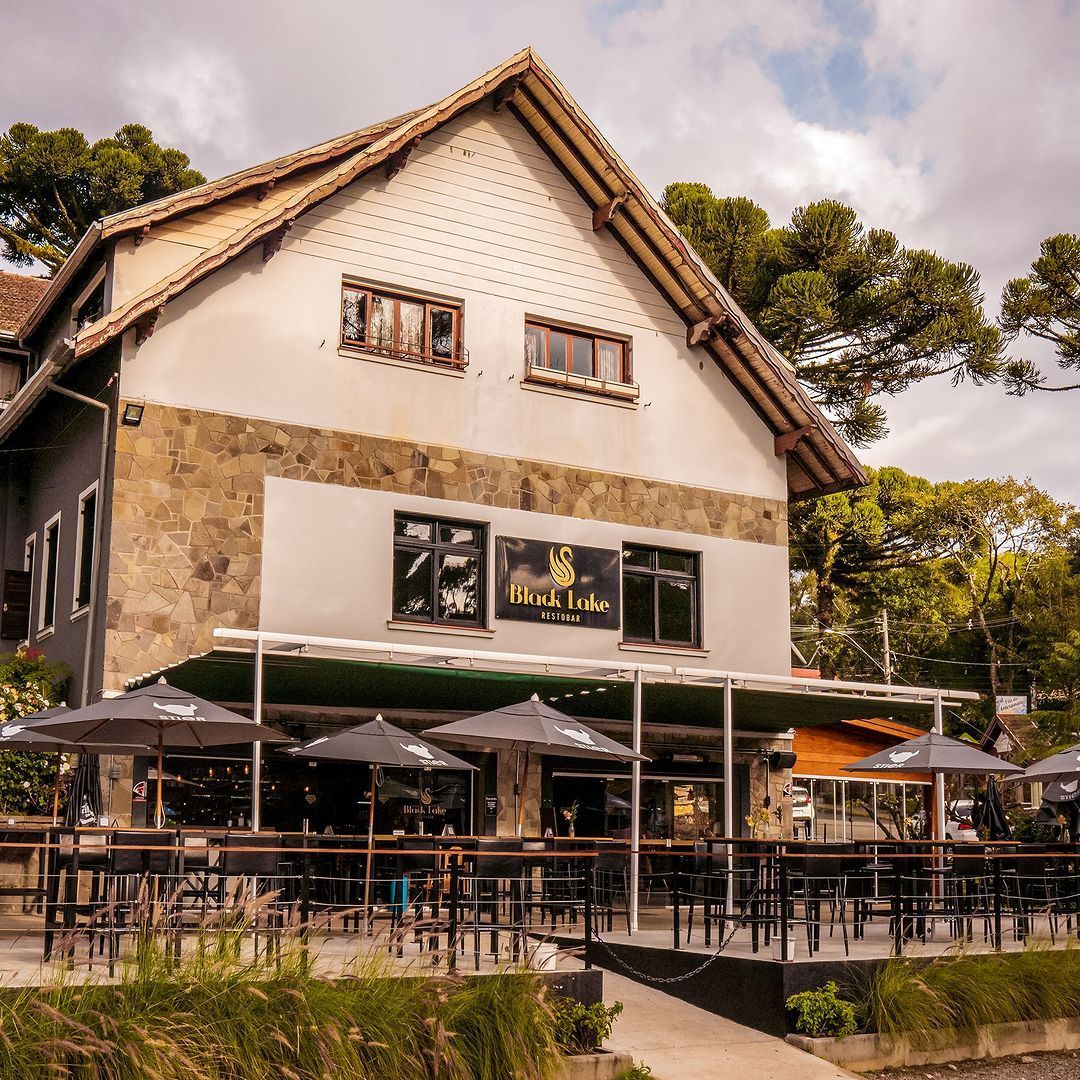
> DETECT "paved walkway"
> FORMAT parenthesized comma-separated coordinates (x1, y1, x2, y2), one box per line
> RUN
(602, 970, 859, 1080)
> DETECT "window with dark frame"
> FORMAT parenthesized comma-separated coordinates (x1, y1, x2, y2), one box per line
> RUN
(41, 518, 60, 630)
(524, 320, 630, 384)
(74, 488, 96, 610)
(392, 514, 485, 628)
(74, 279, 105, 333)
(341, 283, 463, 366)
(621, 544, 701, 648)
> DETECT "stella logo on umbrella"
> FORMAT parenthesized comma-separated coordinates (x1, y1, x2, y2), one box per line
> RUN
(555, 725, 611, 754)
(548, 545, 576, 588)
(0, 725, 25, 740)
(154, 702, 205, 721)
(400, 743, 450, 766)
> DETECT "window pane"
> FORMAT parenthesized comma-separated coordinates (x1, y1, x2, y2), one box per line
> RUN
(657, 578, 694, 643)
(370, 295, 394, 348)
(44, 524, 59, 626)
(622, 547, 652, 569)
(342, 289, 367, 343)
(438, 524, 477, 546)
(395, 518, 432, 541)
(547, 332, 568, 372)
(399, 300, 424, 353)
(437, 553, 479, 622)
(571, 336, 593, 377)
(393, 548, 433, 618)
(597, 340, 622, 382)
(658, 551, 694, 574)
(430, 309, 454, 358)
(622, 573, 653, 641)
(77, 493, 96, 607)
(525, 324, 544, 366)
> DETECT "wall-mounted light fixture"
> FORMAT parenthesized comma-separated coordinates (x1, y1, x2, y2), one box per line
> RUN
(121, 403, 144, 427)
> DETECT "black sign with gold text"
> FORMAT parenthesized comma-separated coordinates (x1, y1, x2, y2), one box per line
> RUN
(495, 536, 621, 629)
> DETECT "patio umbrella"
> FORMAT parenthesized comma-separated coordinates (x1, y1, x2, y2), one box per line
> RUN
(426, 694, 648, 835)
(0, 707, 152, 825)
(29, 681, 290, 828)
(1043, 778, 1080, 803)
(972, 775, 1012, 840)
(842, 731, 1025, 776)
(286, 715, 476, 932)
(1022, 744, 1080, 783)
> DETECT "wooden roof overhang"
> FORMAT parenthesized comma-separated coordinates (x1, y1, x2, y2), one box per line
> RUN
(34, 48, 865, 499)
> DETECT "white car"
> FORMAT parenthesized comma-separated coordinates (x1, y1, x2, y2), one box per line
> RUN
(912, 798, 979, 841)
(791, 786, 814, 837)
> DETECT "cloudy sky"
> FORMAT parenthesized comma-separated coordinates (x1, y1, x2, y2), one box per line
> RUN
(4, 1, 1078, 500)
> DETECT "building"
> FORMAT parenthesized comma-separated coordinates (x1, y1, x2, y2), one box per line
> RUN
(0, 48, 973, 837)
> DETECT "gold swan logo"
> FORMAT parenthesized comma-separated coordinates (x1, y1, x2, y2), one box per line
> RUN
(548, 545, 576, 588)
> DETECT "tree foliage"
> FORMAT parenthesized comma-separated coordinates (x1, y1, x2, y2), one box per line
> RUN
(0, 123, 205, 273)
(662, 183, 1005, 445)
(0, 648, 70, 816)
(1000, 233, 1080, 394)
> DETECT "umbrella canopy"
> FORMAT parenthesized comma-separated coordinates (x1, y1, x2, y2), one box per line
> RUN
(972, 775, 1012, 840)
(287, 716, 476, 935)
(31, 682, 289, 827)
(1022, 744, 1080, 783)
(427, 695, 646, 836)
(842, 731, 1024, 776)
(426, 696, 647, 763)
(1043, 777, 1080, 803)
(286, 716, 476, 771)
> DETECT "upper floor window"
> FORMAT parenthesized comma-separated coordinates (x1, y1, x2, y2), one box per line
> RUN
(392, 514, 485, 628)
(39, 514, 60, 633)
(74, 278, 105, 333)
(73, 484, 97, 611)
(341, 282, 464, 367)
(621, 544, 701, 648)
(525, 320, 631, 386)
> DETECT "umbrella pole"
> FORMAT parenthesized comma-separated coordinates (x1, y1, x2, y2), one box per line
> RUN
(51, 751, 62, 827)
(155, 732, 165, 830)
(516, 748, 530, 838)
(362, 764, 377, 936)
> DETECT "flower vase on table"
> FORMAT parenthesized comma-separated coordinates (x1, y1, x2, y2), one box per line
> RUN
(562, 801, 579, 839)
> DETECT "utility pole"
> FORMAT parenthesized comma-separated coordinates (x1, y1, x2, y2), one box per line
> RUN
(880, 609, 892, 684)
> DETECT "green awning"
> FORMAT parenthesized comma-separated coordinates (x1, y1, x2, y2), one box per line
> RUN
(131, 649, 950, 735)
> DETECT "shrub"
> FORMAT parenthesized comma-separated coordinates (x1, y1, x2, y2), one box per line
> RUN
(618, 1064, 654, 1080)
(551, 997, 624, 1053)
(786, 981, 858, 1039)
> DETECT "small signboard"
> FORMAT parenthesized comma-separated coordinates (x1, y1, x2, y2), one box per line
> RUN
(484, 795, 498, 817)
(494, 536, 621, 630)
(132, 781, 147, 802)
(996, 695, 1028, 715)
(782, 782, 792, 799)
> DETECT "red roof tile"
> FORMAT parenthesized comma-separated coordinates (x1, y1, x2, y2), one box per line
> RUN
(0, 271, 49, 336)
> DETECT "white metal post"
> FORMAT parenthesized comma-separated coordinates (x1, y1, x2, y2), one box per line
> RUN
(933, 691, 946, 843)
(251, 635, 264, 833)
(723, 676, 734, 916)
(629, 667, 643, 932)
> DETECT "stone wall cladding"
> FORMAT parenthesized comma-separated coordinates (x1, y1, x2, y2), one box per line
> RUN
(105, 402, 787, 688)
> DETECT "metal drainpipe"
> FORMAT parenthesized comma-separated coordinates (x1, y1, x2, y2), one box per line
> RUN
(45, 375, 115, 707)
(723, 676, 734, 916)
(629, 666, 642, 932)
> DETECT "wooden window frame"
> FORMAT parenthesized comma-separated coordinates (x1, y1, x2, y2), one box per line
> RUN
(72, 482, 97, 614)
(71, 267, 107, 335)
(341, 282, 465, 368)
(621, 544, 702, 649)
(38, 513, 61, 635)
(392, 513, 487, 629)
(523, 318, 636, 400)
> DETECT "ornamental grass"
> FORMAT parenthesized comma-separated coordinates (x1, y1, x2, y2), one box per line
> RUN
(0, 890, 560, 1079)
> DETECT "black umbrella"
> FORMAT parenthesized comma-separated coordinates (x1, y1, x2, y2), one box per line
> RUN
(0, 707, 151, 825)
(1043, 778, 1080, 803)
(32, 682, 289, 828)
(426, 695, 647, 835)
(842, 731, 1024, 776)
(287, 715, 476, 932)
(972, 775, 1012, 840)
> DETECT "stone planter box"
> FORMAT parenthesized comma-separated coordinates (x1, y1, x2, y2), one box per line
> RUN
(787, 1016, 1080, 1072)
(556, 1049, 635, 1079)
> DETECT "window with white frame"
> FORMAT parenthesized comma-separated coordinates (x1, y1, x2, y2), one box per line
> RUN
(72, 269, 106, 334)
(39, 514, 60, 632)
(73, 484, 97, 611)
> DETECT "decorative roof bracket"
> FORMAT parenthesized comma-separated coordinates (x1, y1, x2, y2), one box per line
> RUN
(686, 314, 730, 348)
(492, 74, 525, 112)
(592, 191, 630, 231)
(133, 224, 151, 247)
(385, 135, 422, 181)
(262, 224, 290, 262)
(774, 425, 815, 457)
(255, 178, 276, 202)
(134, 305, 165, 347)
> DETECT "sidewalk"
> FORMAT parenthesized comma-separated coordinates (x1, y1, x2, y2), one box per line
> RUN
(602, 970, 860, 1080)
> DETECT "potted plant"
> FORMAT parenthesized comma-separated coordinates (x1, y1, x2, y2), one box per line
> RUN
(562, 800, 580, 838)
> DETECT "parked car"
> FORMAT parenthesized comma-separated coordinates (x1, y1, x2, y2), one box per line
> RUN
(911, 798, 979, 841)
(791, 785, 814, 837)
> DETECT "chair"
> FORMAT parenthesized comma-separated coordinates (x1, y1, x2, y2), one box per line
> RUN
(217, 833, 292, 953)
(593, 841, 631, 936)
(468, 837, 525, 968)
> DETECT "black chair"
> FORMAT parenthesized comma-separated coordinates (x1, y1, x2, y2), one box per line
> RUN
(217, 833, 292, 954)
(43, 829, 110, 962)
(469, 837, 525, 968)
(593, 841, 631, 936)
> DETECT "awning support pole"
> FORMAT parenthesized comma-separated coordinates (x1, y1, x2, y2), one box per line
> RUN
(251, 634, 264, 833)
(630, 667, 642, 933)
(723, 676, 734, 916)
(932, 691, 945, 845)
